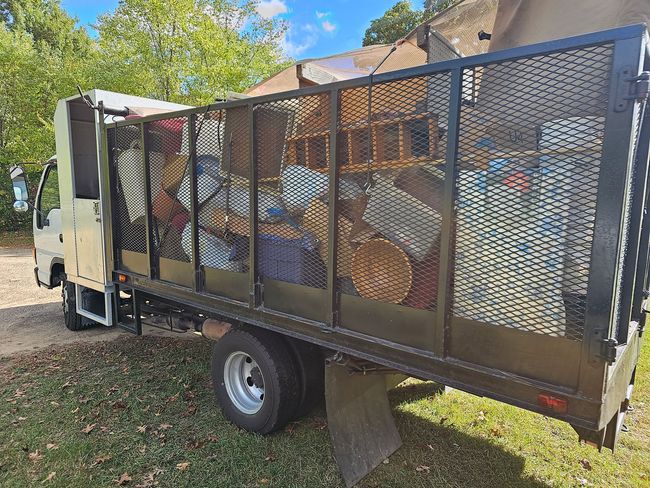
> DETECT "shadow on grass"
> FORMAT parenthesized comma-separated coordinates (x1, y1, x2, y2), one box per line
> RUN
(350, 381, 552, 488)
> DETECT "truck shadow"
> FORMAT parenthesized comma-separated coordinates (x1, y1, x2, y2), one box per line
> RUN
(360, 381, 553, 488)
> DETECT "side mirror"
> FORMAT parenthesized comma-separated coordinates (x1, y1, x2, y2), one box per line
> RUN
(13, 201, 29, 213)
(10, 165, 29, 202)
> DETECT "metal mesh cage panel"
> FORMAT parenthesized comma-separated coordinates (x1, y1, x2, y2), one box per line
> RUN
(194, 108, 249, 273)
(254, 94, 331, 289)
(146, 116, 191, 264)
(452, 44, 613, 340)
(113, 123, 147, 256)
(336, 73, 451, 310)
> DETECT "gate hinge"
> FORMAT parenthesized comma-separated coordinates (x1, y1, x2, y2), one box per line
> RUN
(615, 69, 650, 112)
(600, 338, 619, 364)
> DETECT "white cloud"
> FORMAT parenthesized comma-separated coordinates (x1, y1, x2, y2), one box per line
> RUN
(281, 23, 319, 58)
(256, 0, 288, 19)
(322, 20, 336, 32)
(315, 11, 329, 19)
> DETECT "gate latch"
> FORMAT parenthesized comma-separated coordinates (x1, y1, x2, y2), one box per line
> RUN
(615, 69, 650, 112)
(600, 337, 619, 364)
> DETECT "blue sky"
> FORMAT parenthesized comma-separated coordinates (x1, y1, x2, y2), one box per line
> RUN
(60, 0, 419, 60)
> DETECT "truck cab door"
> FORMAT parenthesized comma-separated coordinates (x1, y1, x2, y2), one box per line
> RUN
(34, 163, 64, 286)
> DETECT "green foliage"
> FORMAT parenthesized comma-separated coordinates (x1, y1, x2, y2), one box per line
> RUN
(94, 0, 289, 105)
(362, 0, 458, 47)
(0, 0, 289, 231)
(362, 1, 424, 47)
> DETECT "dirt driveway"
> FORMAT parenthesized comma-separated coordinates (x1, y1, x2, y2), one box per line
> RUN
(0, 247, 190, 356)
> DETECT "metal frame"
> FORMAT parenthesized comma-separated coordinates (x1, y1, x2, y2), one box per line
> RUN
(102, 24, 650, 437)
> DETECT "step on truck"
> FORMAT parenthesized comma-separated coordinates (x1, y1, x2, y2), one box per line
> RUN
(10, 24, 650, 487)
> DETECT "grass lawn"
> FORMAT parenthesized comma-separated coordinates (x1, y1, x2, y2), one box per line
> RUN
(0, 335, 648, 488)
(0, 229, 33, 248)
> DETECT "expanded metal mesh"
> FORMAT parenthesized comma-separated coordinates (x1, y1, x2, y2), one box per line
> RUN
(113, 123, 147, 256)
(336, 73, 450, 310)
(254, 94, 330, 289)
(452, 44, 613, 340)
(194, 108, 249, 273)
(146, 117, 191, 264)
(108, 38, 637, 344)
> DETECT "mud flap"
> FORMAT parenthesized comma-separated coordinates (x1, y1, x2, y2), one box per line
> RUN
(325, 360, 402, 487)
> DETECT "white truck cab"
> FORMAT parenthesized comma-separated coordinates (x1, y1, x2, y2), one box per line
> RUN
(10, 90, 189, 330)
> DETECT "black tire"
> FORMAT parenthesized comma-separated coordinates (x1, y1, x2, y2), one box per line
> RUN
(62, 279, 95, 331)
(286, 339, 324, 419)
(211, 327, 300, 434)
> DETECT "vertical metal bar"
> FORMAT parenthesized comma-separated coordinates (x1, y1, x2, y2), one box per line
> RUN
(188, 114, 202, 292)
(132, 288, 143, 336)
(434, 68, 463, 358)
(578, 36, 644, 398)
(326, 89, 340, 327)
(248, 102, 260, 308)
(619, 104, 650, 338)
(104, 124, 120, 273)
(583, 37, 644, 346)
(141, 123, 156, 279)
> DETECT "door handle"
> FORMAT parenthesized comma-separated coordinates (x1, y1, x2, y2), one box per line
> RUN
(59, 234, 63, 243)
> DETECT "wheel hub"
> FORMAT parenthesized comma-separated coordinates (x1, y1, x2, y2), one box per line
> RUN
(223, 351, 265, 415)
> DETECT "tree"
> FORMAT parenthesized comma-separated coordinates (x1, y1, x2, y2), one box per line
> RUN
(94, 0, 290, 105)
(362, 1, 424, 46)
(363, 0, 459, 46)
(424, 0, 456, 15)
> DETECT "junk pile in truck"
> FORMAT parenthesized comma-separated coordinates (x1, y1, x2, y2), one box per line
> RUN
(10, 0, 650, 487)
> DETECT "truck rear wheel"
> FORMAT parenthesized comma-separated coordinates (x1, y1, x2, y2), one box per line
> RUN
(62, 279, 96, 331)
(211, 327, 300, 434)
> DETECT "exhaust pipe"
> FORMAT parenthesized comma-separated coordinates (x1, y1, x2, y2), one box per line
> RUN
(200, 319, 232, 341)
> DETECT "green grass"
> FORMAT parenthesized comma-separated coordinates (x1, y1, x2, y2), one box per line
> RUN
(1, 335, 648, 488)
(0, 229, 33, 248)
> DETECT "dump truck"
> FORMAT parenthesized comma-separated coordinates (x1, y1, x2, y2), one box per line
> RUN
(10, 23, 650, 486)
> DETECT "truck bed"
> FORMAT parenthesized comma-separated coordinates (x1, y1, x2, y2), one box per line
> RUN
(104, 24, 650, 447)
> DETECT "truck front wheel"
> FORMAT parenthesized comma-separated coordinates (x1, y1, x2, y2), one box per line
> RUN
(62, 279, 96, 331)
(211, 327, 300, 434)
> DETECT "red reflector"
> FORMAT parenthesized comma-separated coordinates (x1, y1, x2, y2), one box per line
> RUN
(538, 394, 568, 413)
(118, 274, 128, 283)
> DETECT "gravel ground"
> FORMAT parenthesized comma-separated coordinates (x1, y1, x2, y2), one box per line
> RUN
(0, 247, 193, 356)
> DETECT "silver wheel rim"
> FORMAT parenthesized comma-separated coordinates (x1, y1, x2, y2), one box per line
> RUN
(223, 351, 265, 414)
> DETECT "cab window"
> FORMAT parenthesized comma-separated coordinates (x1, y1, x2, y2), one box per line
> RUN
(37, 165, 60, 228)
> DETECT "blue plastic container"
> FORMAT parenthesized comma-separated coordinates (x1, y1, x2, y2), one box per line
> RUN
(258, 233, 326, 287)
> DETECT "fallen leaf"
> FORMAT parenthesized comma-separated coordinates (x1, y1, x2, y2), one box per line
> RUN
(116, 472, 132, 485)
(382, 458, 389, 464)
(490, 427, 503, 437)
(42, 472, 56, 483)
(264, 452, 277, 462)
(207, 435, 219, 443)
(477, 411, 486, 422)
(14, 389, 26, 398)
(81, 423, 96, 434)
(259, 479, 269, 485)
(176, 462, 190, 471)
(46, 443, 59, 450)
(28, 450, 43, 462)
(183, 404, 197, 416)
(136, 425, 147, 433)
(159, 424, 172, 430)
(439, 416, 448, 425)
(579, 459, 593, 471)
(91, 454, 113, 467)
(416, 465, 430, 473)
